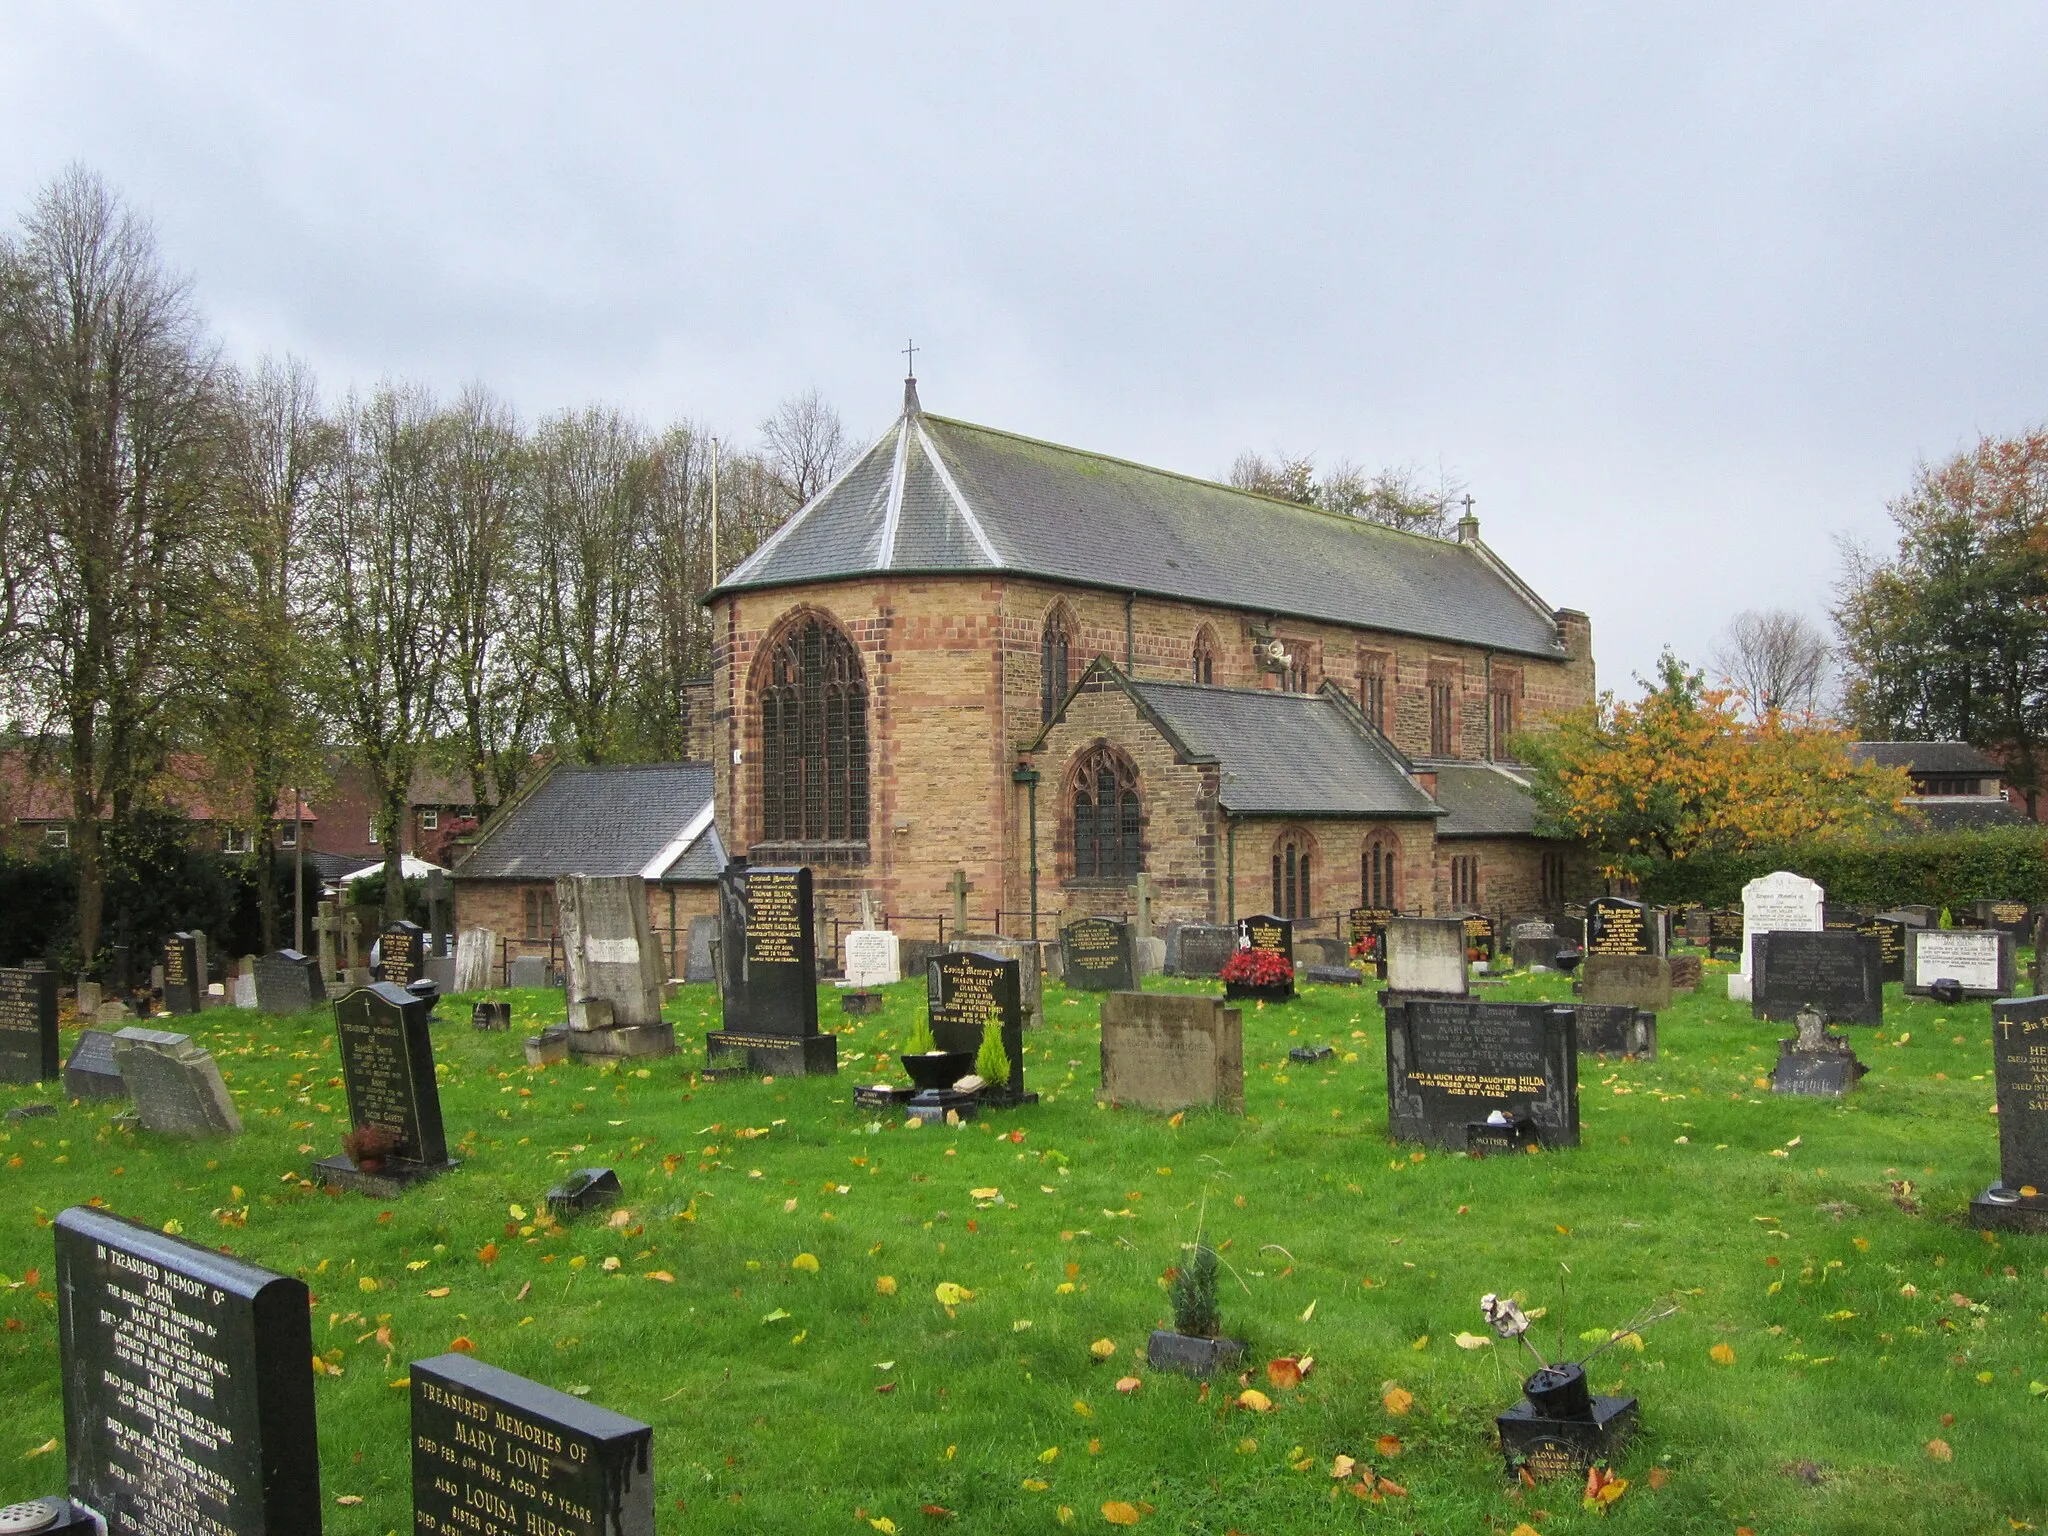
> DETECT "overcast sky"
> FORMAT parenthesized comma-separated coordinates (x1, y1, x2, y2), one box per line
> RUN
(6, 4, 2045, 692)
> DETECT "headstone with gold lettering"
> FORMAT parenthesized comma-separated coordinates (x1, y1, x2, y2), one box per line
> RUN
(705, 861, 834, 1076)
(411, 1353, 652, 1536)
(56, 1205, 320, 1534)
(928, 949, 1030, 1105)
(161, 931, 202, 1015)
(0, 965, 59, 1084)
(1973, 995, 2048, 1233)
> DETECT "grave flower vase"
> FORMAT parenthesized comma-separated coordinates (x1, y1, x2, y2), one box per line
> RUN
(901, 1050, 976, 1091)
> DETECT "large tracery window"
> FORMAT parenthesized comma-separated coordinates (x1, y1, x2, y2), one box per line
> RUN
(759, 618, 869, 844)
(1070, 746, 1142, 880)
(1041, 610, 1075, 725)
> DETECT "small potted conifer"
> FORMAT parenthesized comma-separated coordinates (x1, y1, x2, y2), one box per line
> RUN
(1147, 1228, 1247, 1377)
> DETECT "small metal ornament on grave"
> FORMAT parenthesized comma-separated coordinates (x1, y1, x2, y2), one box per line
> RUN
(545, 1166, 622, 1219)
(1486, 1289, 1676, 1481)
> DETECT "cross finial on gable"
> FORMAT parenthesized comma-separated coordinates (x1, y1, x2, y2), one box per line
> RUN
(903, 338, 919, 377)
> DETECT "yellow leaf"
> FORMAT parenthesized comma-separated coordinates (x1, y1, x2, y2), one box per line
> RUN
(1331, 1454, 1356, 1478)
(1410, 1334, 1429, 1350)
(1102, 1501, 1142, 1526)
(334, 1494, 363, 1506)
(508, 1203, 527, 1221)
(1073, 1400, 1093, 1417)
(426, 1286, 451, 1298)
(791, 1253, 820, 1273)
(876, 1275, 898, 1296)
(970, 1187, 1000, 1199)
(1058, 1507, 1074, 1525)
(1238, 1389, 1273, 1412)
(22, 1437, 57, 1459)
(934, 1282, 973, 1306)
(870, 1519, 899, 1534)
(1710, 1342, 1736, 1365)
(1382, 1385, 1414, 1415)
(1040, 1446, 1060, 1463)
(1021, 1477, 1049, 1492)
(1454, 1332, 1492, 1350)
(1090, 1338, 1118, 1360)
(645, 1271, 675, 1283)
(1299, 1299, 1316, 1322)
(358, 1275, 379, 1293)
(1115, 1376, 1141, 1394)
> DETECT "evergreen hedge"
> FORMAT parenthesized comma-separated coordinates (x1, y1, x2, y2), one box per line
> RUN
(1637, 824, 2048, 912)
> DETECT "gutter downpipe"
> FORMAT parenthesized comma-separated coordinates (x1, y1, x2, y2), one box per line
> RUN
(1226, 812, 1238, 924)
(1013, 763, 1041, 942)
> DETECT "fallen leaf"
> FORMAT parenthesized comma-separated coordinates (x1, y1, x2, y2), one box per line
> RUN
(22, 1437, 57, 1459)
(1331, 1454, 1357, 1478)
(335, 1494, 363, 1506)
(449, 1336, 475, 1353)
(1021, 1478, 1049, 1492)
(792, 1253, 820, 1273)
(645, 1271, 675, 1283)
(1375, 1434, 1401, 1457)
(1101, 1501, 1142, 1526)
(921, 1506, 953, 1519)
(477, 1242, 499, 1265)
(934, 1282, 973, 1306)
(1454, 1332, 1492, 1350)
(1299, 1299, 1316, 1322)
(1237, 1388, 1273, 1412)
(1648, 1466, 1668, 1489)
(1072, 1399, 1093, 1417)
(870, 1519, 899, 1534)
(877, 1275, 898, 1296)
(1266, 1358, 1302, 1389)
(1927, 1438, 1954, 1462)
(1115, 1376, 1141, 1394)
(1090, 1338, 1118, 1360)
(1710, 1342, 1736, 1365)
(1382, 1385, 1414, 1415)
(426, 1286, 451, 1298)
(761, 1308, 790, 1323)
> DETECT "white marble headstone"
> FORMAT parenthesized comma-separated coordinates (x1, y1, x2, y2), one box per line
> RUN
(844, 928, 901, 987)
(1731, 870, 1824, 1002)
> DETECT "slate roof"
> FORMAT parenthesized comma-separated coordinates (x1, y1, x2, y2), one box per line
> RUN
(1909, 798, 2029, 832)
(1103, 675, 1441, 818)
(714, 385, 1567, 660)
(1850, 741, 2006, 776)
(1421, 760, 1551, 838)
(456, 764, 719, 882)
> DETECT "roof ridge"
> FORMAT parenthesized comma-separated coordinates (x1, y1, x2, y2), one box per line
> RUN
(922, 413, 1479, 553)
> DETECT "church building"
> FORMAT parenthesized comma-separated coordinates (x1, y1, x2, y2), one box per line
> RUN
(704, 378, 1596, 948)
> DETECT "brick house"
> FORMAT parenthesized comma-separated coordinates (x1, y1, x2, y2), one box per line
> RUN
(700, 378, 1595, 943)
(452, 762, 722, 975)
(1848, 741, 2029, 829)
(1, 745, 321, 859)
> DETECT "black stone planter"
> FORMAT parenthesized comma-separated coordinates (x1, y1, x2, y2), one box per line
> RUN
(1147, 1329, 1247, 1378)
(1224, 981, 1294, 1003)
(901, 1050, 976, 1091)
(1495, 1362, 1637, 1480)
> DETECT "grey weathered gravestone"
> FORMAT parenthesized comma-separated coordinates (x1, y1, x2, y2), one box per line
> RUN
(844, 928, 902, 986)
(231, 970, 258, 1009)
(1170, 923, 1237, 978)
(0, 966, 60, 1083)
(1573, 1003, 1657, 1059)
(1772, 1006, 1868, 1098)
(56, 1207, 320, 1535)
(112, 1028, 242, 1136)
(1062, 917, 1136, 992)
(453, 925, 498, 992)
(93, 999, 134, 1026)
(1297, 936, 1351, 968)
(64, 1030, 127, 1100)
(1512, 932, 1564, 970)
(1383, 918, 1468, 996)
(253, 949, 324, 1016)
(1904, 928, 2013, 1000)
(684, 913, 719, 982)
(951, 935, 1044, 1030)
(412, 1354, 653, 1536)
(557, 874, 665, 1029)
(1973, 995, 2048, 1232)
(1099, 992, 1243, 1114)
(1666, 954, 1702, 992)
(1135, 935, 1167, 977)
(1751, 930, 1883, 1024)
(508, 954, 553, 988)
(75, 978, 101, 1017)
(1580, 954, 1674, 1011)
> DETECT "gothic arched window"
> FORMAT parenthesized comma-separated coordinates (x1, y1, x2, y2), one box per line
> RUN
(759, 617, 869, 845)
(1362, 831, 1399, 909)
(1273, 830, 1314, 919)
(1192, 626, 1216, 685)
(1070, 746, 1142, 881)
(1041, 607, 1075, 725)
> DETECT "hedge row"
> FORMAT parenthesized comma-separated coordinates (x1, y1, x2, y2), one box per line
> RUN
(1636, 825, 2048, 912)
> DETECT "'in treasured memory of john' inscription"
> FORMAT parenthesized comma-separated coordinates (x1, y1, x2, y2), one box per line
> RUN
(412, 1352, 653, 1536)
(56, 1205, 321, 1535)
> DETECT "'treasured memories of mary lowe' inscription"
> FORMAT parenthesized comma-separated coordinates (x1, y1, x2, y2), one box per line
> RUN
(56, 1205, 319, 1536)
(413, 1353, 653, 1536)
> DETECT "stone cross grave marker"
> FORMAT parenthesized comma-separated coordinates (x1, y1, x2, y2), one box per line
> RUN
(1730, 871, 1823, 1002)
(1384, 917, 1468, 996)
(0, 965, 59, 1084)
(1098, 992, 1242, 1113)
(112, 1028, 242, 1136)
(1383, 996, 1579, 1150)
(927, 949, 1029, 1104)
(319, 981, 455, 1194)
(412, 1352, 653, 1536)
(1905, 928, 2013, 1000)
(254, 948, 325, 1015)
(1132, 872, 1165, 976)
(706, 862, 834, 1076)
(56, 1206, 320, 1534)
(949, 869, 971, 938)
(314, 897, 343, 982)
(1062, 916, 1136, 992)
(161, 932, 202, 1015)
(425, 868, 451, 954)
(1751, 930, 1883, 1024)
(1973, 995, 2048, 1232)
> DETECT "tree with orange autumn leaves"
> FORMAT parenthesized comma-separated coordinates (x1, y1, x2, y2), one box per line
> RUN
(1517, 652, 1912, 877)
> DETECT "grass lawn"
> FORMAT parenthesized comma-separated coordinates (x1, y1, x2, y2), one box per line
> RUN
(0, 956, 2043, 1534)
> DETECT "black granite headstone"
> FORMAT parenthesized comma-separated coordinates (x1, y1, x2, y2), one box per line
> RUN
(927, 951, 1029, 1104)
(1584, 898, 1652, 958)
(412, 1353, 652, 1536)
(1706, 909, 1743, 959)
(1383, 997, 1579, 1150)
(1859, 916, 1906, 985)
(375, 920, 427, 986)
(1973, 996, 2048, 1233)
(705, 862, 835, 1076)
(1572, 1003, 1657, 1060)
(0, 966, 59, 1084)
(1976, 900, 2034, 942)
(253, 947, 325, 1015)
(56, 1206, 320, 1534)
(63, 1029, 126, 1101)
(318, 982, 454, 1194)
(161, 933, 200, 1015)
(1061, 917, 1136, 992)
(1751, 930, 1884, 1025)
(1238, 914, 1293, 966)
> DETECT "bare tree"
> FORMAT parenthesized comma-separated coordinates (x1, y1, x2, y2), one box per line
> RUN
(308, 384, 454, 916)
(1712, 608, 1834, 721)
(760, 388, 855, 510)
(1228, 448, 1317, 505)
(1227, 448, 1461, 536)
(0, 167, 222, 963)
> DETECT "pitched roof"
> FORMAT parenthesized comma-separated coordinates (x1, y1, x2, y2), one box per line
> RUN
(1850, 741, 2006, 776)
(714, 389, 1568, 660)
(1068, 670, 1441, 818)
(455, 763, 719, 882)
(1423, 760, 1549, 838)
(1908, 798, 2029, 832)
